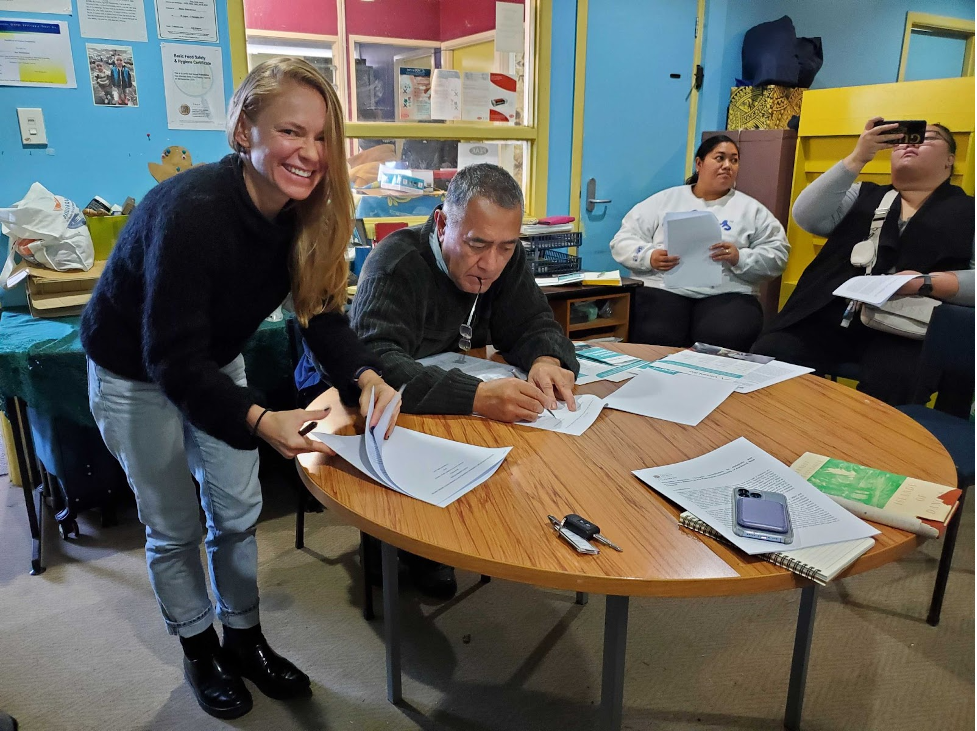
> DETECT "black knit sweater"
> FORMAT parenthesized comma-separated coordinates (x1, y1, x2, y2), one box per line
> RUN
(348, 210, 578, 414)
(81, 154, 379, 449)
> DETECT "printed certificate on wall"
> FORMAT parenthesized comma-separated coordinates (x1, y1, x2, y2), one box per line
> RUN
(0, 19, 77, 88)
(0, 0, 71, 13)
(161, 43, 225, 130)
(155, 0, 218, 43)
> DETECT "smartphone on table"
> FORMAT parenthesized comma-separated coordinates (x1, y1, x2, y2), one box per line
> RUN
(872, 119, 926, 146)
(732, 488, 794, 544)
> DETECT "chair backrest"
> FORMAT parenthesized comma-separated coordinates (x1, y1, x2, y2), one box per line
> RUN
(374, 221, 409, 244)
(920, 303, 975, 418)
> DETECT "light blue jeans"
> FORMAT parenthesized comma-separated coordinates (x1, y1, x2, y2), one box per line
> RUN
(88, 356, 262, 637)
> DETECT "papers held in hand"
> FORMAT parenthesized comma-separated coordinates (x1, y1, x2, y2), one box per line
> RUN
(662, 210, 723, 289)
(311, 388, 511, 508)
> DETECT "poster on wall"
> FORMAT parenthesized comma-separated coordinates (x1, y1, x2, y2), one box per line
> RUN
(398, 67, 431, 121)
(488, 73, 516, 122)
(79, 0, 148, 42)
(155, 0, 218, 43)
(161, 42, 225, 130)
(0, 1, 71, 13)
(0, 19, 77, 88)
(431, 69, 460, 121)
(461, 71, 490, 121)
(87, 44, 138, 106)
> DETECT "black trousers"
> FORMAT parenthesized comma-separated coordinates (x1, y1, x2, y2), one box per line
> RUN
(752, 303, 927, 406)
(631, 287, 764, 352)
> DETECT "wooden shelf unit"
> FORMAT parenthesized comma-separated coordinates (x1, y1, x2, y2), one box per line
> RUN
(549, 292, 631, 341)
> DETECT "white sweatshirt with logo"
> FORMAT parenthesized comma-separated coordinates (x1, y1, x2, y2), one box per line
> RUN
(609, 184, 790, 299)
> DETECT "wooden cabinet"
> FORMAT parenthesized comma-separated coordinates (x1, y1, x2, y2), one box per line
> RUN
(542, 279, 642, 341)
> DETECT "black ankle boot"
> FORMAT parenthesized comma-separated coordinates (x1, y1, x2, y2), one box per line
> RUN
(182, 651, 253, 719)
(223, 630, 311, 700)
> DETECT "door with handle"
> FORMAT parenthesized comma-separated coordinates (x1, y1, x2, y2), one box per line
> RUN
(579, 0, 698, 273)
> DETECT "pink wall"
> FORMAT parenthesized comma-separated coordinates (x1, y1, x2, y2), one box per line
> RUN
(244, 0, 338, 35)
(245, 0, 525, 41)
(345, 0, 440, 40)
(441, 0, 524, 41)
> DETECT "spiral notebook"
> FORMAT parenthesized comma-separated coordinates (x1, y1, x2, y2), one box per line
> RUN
(679, 512, 875, 585)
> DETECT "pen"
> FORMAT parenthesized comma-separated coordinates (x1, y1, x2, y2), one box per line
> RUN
(299, 421, 318, 437)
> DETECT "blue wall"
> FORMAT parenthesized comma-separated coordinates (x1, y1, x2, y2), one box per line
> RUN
(0, 0, 234, 306)
(697, 0, 975, 138)
(544, 0, 576, 217)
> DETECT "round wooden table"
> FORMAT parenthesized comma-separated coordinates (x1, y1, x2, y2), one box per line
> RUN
(297, 344, 955, 731)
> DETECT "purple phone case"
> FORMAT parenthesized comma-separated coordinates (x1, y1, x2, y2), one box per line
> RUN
(736, 497, 789, 534)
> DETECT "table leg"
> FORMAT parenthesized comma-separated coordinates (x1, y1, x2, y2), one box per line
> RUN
(7, 398, 45, 575)
(381, 541, 402, 704)
(784, 585, 818, 731)
(599, 595, 630, 731)
(576, 591, 589, 605)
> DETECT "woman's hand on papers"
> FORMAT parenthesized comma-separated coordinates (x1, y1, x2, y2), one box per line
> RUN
(650, 248, 680, 272)
(529, 357, 577, 412)
(709, 241, 740, 266)
(357, 370, 402, 439)
(474, 378, 549, 423)
(253, 407, 334, 459)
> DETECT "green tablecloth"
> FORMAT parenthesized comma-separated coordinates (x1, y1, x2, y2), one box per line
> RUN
(0, 308, 293, 427)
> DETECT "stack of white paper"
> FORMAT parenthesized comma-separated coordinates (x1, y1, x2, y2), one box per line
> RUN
(417, 352, 527, 381)
(312, 390, 511, 508)
(634, 438, 879, 555)
(604, 369, 736, 426)
(662, 210, 723, 289)
(832, 274, 920, 306)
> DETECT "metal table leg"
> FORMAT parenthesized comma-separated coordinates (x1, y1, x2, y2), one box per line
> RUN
(381, 540, 402, 703)
(7, 397, 45, 575)
(784, 585, 818, 731)
(599, 595, 630, 731)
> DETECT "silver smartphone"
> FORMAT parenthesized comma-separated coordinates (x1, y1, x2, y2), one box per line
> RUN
(732, 488, 794, 545)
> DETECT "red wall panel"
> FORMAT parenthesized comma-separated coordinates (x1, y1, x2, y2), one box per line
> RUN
(441, 0, 524, 42)
(244, 0, 339, 35)
(346, 0, 441, 40)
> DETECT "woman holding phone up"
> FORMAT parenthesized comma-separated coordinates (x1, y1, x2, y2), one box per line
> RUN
(81, 58, 402, 719)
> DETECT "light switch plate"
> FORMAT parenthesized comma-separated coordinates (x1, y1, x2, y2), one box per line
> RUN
(17, 107, 47, 145)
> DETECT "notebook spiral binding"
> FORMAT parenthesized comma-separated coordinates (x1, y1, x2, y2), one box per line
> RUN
(678, 512, 820, 581)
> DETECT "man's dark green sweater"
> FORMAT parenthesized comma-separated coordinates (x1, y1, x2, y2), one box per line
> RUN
(349, 211, 579, 414)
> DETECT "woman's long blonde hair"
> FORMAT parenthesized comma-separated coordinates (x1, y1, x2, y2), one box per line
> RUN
(226, 57, 352, 326)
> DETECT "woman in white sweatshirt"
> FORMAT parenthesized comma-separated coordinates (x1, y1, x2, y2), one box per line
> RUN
(609, 135, 789, 351)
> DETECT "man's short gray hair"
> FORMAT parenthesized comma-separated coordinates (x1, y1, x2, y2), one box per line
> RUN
(443, 164, 524, 220)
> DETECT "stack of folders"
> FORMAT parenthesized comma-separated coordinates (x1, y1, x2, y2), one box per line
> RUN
(678, 512, 875, 585)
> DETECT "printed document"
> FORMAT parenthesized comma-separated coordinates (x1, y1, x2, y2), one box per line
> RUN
(312, 389, 511, 508)
(634, 438, 879, 554)
(662, 211, 723, 289)
(515, 394, 605, 436)
(832, 274, 919, 306)
(604, 369, 736, 426)
(651, 349, 765, 380)
(732, 360, 814, 393)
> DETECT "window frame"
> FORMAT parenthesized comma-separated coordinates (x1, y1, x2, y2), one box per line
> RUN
(898, 12, 975, 82)
(228, 0, 551, 216)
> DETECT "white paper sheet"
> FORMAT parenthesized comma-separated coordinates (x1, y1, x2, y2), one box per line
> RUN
(462, 71, 490, 121)
(604, 369, 736, 426)
(431, 68, 461, 121)
(312, 390, 511, 508)
(495, 1, 525, 53)
(832, 274, 919, 306)
(417, 351, 527, 381)
(652, 350, 765, 381)
(662, 211, 723, 289)
(78, 0, 147, 41)
(515, 394, 605, 436)
(634, 438, 879, 554)
(0, 19, 76, 88)
(733, 360, 815, 393)
(161, 43, 224, 130)
(155, 0, 218, 42)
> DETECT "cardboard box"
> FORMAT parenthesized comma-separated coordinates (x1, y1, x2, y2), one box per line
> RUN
(727, 86, 804, 130)
(7, 261, 105, 318)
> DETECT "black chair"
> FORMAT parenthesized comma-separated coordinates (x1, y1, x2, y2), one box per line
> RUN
(895, 303, 975, 626)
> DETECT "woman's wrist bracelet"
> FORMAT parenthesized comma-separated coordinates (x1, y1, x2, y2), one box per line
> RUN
(251, 407, 270, 437)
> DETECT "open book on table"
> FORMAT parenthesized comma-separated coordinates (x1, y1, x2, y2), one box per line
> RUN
(790, 453, 961, 538)
(311, 388, 511, 508)
(678, 512, 875, 585)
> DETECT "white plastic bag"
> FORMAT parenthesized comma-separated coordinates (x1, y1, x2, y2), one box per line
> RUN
(0, 182, 95, 288)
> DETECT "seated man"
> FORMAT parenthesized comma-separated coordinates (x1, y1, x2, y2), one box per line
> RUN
(296, 163, 579, 598)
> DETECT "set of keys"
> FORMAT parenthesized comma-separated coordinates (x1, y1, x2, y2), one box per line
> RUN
(547, 513, 623, 555)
